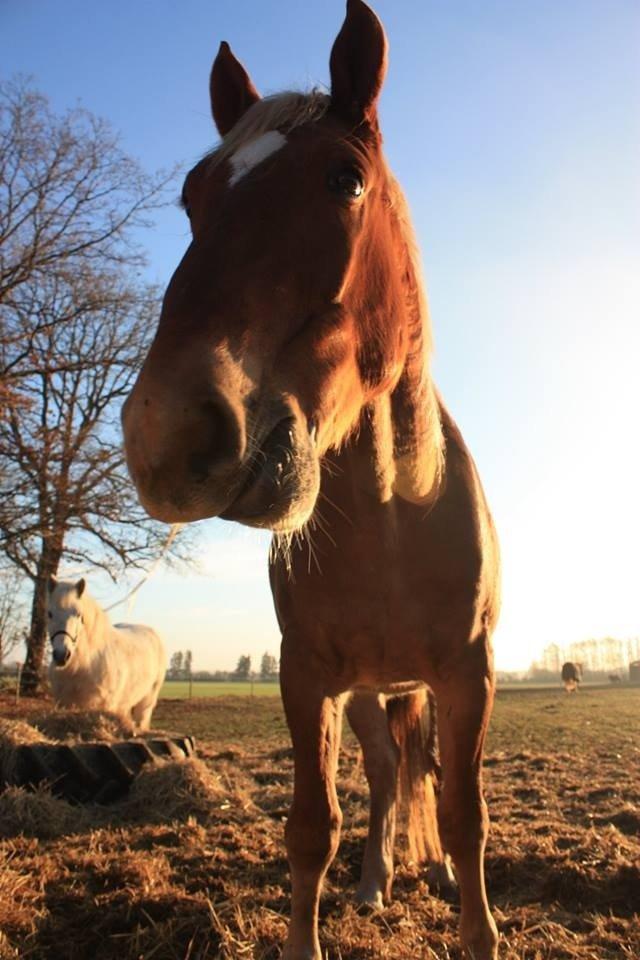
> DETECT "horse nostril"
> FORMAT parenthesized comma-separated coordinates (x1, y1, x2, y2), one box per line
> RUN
(189, 449, 212, 481)
(186, 398, 245, 482)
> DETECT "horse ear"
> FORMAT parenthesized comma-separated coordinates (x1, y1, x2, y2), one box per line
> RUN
(76, 578, 86, 598)
(48, 576, 57, 594)
(329, 0, 388, 130)
(210, 41, 261, 137)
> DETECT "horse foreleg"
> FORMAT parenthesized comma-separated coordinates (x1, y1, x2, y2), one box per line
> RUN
(433, 640, 498, 960)
(346, 691, 398, 908)
(281, 646, 344, 960)
(131, 681, 161, 732)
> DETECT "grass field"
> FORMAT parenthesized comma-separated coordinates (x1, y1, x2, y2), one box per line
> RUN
(0, 685, 638, 958)
(160, 680, 280, 699)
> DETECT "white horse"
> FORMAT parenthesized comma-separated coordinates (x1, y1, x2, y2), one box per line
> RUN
(47, 577, 166, 732)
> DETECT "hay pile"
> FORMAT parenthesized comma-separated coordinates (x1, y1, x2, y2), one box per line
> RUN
(0, 711, 225, 840)
(125, 755, 226, 824)
(0, 784, 86, 838)
(33, 708, 133, 741)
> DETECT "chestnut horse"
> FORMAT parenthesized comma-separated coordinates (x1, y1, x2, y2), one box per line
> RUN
(122, 1, 501, 957)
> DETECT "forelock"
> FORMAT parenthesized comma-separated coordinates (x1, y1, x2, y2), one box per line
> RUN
(206, 90, 330, 174)
(51, 581, 80, 607)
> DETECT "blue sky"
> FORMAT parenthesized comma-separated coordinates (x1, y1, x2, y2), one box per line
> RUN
(3, 0, 639, 671)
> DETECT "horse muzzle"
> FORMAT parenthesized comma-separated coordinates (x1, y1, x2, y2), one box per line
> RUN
(52, 645, 71, 668)
(121, 378, 249, 523)
(221, 415, 320, 530)
(123, 376, 321, 530)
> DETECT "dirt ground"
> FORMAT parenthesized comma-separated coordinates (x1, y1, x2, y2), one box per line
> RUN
(0, 685, 638, 959)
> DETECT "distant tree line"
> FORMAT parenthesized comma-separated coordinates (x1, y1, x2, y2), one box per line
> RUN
(530, 637, 640, 680)
(234, 653, 279, 681)
(164, 651, 279, 683)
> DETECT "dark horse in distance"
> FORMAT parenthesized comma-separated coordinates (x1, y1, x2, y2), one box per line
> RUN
(562, 661, 582, 692)
(123, 2, 501, 957)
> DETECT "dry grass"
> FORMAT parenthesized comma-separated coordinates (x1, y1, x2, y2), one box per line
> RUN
(32, 709, 133, 742)
(0, 688, 638, 959)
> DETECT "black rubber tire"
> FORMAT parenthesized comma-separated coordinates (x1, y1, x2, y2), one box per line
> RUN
(8, 736, 196, 804)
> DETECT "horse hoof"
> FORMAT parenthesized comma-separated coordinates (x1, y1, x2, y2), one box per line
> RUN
(427, 857, 457, 897)
(461, 913, 499, 960)
(354, 888, 385, 911)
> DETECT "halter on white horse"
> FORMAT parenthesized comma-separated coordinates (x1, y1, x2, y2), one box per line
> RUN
(48, 577, 86, 668)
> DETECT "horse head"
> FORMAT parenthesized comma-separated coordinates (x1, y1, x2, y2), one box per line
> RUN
(48, 577, 86, 668)
(122, 0, 428, 532)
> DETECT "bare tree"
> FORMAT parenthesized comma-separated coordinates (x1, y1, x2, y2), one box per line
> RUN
(0, 76, 174, 421)
(0, 266, 188, 692)
(0, 77, 187, 694)
(0, 569, 26, 665)
(0, 77, 171, 311)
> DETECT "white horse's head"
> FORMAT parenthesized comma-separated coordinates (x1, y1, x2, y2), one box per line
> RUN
(48, 577, 87, 668)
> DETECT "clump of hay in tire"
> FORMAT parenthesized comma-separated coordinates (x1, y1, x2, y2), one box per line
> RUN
(33, 708, 134, 742)
(0, 710, 217, 837)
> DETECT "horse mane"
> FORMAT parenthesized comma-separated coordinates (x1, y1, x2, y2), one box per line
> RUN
(390, 180, 444, 493)
(77, 586, 110, 650)
(206, 90, 330, 173)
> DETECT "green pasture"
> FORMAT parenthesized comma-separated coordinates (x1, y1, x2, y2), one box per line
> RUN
(159, 678, 633, 703)
(160, 680, 280, 699)
(154, 683, 640, 761)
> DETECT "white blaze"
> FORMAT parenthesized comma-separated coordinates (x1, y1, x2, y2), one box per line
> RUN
(228, 131, 287, 187)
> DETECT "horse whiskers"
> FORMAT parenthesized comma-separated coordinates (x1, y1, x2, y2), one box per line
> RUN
(270, 530, 295, 577)
(320, 454, 344, 479)
(298, 520, 323, 576)
(318, 490, 353, 527)
(268, 516, 325, 578)
(309, 507, 337, 550)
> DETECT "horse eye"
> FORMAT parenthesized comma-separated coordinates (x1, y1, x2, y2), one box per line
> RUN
(329, 170, 364, 200)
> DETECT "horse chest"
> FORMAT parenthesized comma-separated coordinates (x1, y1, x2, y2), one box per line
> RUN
(272, 516, 483, 689)
(271, 416, 500, 690)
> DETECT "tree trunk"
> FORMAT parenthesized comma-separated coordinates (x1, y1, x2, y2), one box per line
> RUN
(21, 578, 48, 695)
(20, 550, 60, 696)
